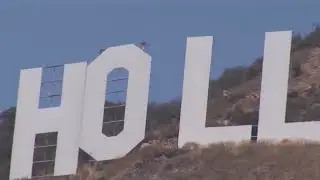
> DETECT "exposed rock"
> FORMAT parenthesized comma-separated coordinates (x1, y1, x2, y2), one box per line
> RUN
(140, 143, 152, 149)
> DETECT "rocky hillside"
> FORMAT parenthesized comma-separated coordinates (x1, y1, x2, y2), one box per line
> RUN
(65, 141, 320, 180)
(2, 26, 320, 179)
(206, 47, 320, 127)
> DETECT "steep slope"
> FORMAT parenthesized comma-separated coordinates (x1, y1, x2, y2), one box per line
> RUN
(205, 47, 320, 127)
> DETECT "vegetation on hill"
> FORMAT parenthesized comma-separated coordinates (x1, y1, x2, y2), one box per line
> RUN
(2, 25, 320, 179)
(50, 141, 320, 180)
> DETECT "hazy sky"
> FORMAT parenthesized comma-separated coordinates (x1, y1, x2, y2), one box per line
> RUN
(0, 0, 319, 109)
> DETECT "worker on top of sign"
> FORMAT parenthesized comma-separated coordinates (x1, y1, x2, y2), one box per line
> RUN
(135, 41, 149, 51)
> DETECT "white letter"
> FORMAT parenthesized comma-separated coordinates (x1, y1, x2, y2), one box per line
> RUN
(258, 31, 320, 141)
(10, 62, 87, 179)
(178, 37, 252, 148)
(80, 44, 151, 160)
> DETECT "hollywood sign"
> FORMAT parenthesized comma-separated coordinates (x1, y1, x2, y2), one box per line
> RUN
(9, 31, 320, 179)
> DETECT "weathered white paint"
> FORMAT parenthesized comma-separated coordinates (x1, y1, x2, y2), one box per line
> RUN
(258, 31, 320, 141)
(10, 62, 87, 180)
(79, 44, 151, 160)
(178, 36, 252, 148)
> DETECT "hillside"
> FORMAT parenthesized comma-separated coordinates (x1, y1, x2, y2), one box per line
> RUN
(62, 141, 320, 180)
(2, 26, 320, 179)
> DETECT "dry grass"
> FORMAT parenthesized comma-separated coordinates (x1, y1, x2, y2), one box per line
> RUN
(11, 140, 320, 180)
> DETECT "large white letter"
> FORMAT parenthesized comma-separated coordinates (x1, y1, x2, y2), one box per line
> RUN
(178, 37, 252, 147)
(258, 31, 320, 141)
(10, 62, 87, 180)
(80, 44, 151, 160)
